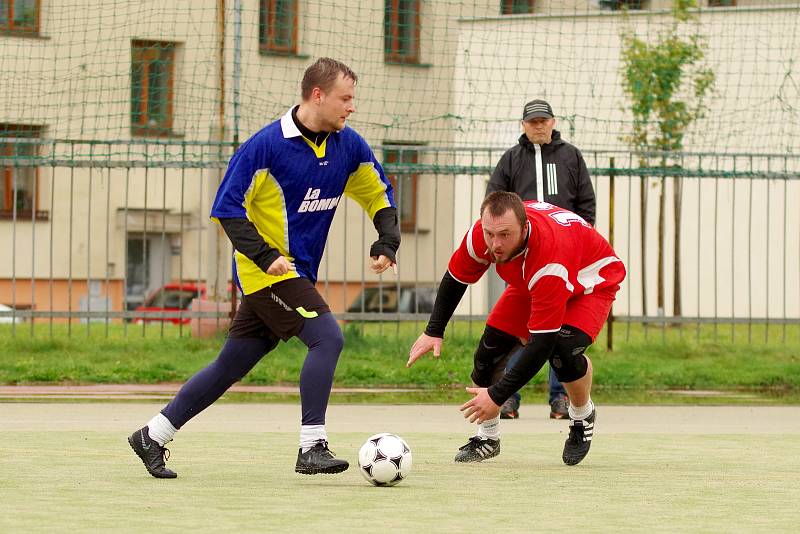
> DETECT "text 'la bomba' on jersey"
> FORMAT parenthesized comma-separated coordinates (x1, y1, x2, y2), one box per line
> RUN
(297, 187, 341, 213)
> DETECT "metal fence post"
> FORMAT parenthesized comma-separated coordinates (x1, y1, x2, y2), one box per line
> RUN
(607, 156, 615, 352)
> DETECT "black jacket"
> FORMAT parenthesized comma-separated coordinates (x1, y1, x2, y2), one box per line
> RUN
(487, 130, 595, 225)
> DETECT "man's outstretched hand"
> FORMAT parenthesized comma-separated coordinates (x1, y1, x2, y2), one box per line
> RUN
(460, 387, 500, 424)
(407, 333, 443, 367)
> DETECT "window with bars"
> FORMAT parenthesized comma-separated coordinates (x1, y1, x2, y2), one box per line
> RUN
(0, 0, 39, 35)
(384, 0, 420, 64)
(131, 40, 176, 137)
(384, 147, 419, 232)
(0, 124, 44, 219)
(501, 0, 534, 15)
(598, 0, 644, 9)
(259, 0, 298, 54)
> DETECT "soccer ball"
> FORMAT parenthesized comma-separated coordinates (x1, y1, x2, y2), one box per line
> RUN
(357, 433, 412, 486)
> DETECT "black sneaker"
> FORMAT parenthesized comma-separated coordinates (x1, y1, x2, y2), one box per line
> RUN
(454, 436, 500, 463)
(295, 440, 349, 475)
(128, 426, 177, 479)
(500, 397, 520, 420)
(549, 395, 569, 420)
(562, 409, 595, 465)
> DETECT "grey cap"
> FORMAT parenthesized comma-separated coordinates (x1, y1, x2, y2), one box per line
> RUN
(522, 99, 554, 121)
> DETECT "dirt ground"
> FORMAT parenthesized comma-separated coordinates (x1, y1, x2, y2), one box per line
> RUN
(0, 383, 419, 401)
(4, 400, 799, 436)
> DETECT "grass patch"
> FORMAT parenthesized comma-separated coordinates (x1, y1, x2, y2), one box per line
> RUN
(1, 321, 798, 398)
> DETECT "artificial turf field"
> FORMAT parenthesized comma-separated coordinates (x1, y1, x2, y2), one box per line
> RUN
(2, 403, 798, 533)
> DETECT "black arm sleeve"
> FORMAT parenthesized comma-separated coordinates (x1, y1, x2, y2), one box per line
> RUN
(423, 271, 468, 338)
(218, 218, 282, 274)
(369, 207, 401, 263)
(487, 331, 559, 405)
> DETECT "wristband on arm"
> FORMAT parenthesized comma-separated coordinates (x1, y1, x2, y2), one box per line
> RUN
(369, 207, 401, 263)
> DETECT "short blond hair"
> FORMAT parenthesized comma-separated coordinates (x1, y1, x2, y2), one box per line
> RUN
(301, 58, 358, 100)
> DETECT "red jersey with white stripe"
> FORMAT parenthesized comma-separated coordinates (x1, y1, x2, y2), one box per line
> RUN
(448, 201, 626, 334)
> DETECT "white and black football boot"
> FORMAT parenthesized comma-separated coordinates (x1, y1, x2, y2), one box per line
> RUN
(562, 408, 595, 465)
(454, 436, 501, 463)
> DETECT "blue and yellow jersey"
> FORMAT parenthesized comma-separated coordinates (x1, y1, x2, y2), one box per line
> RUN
(211, 107, 396, 295)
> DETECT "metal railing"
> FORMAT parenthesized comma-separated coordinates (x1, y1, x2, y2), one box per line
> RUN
(2, 141, 799, 346)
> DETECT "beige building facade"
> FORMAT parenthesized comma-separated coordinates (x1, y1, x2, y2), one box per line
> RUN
(1, 1, 798, 321)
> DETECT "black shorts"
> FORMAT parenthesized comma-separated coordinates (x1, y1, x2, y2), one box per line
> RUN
(228, 278, 330, 341)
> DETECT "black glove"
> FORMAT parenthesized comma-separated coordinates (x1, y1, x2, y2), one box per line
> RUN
(370, 207, 401, 264)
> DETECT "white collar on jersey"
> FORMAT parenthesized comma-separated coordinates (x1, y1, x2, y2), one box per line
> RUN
(280, 107, 302, 138)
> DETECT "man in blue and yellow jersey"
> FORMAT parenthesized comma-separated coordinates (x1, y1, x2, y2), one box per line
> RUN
(129, 58, 400, 478)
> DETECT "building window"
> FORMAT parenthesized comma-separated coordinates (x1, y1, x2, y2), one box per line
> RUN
(707, 0, 735, 6)
(259, 0, 298, 54)
(131, 40, 176, 137)
(125, 234, 173, 310)
(0, 124, 44, 219)
(384, 147, 419, 232)
(501, 0, 534, 14)
(598, 0, 644, 9)
(0, 0, 40, 35)
(384, 0, 420, 64)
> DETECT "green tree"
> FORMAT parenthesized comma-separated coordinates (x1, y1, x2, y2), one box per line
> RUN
(620, 0, 714, 318)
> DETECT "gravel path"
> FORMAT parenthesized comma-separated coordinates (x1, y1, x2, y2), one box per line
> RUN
(4, 401, 799, 435)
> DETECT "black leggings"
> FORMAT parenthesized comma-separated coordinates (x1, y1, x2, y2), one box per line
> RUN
(162, 335, 277, 428)
(162, 312, 345, 429)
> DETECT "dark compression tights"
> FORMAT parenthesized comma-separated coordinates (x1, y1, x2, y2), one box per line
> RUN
(161, 312, 344, 429)
(297, 313, 344, 426)
(162, 336, 276, 428)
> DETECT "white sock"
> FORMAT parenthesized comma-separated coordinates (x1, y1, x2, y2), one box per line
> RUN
(568, 399, 594, 421)
(146, 413, 177, 446)
(477, 416, 500, 440)
(300, 425, 327, 452)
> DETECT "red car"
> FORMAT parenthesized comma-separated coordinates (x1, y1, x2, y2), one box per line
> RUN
(132, 283, 234, 324)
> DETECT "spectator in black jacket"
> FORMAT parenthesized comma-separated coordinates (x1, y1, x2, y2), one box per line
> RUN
(486, 99, 596, 420)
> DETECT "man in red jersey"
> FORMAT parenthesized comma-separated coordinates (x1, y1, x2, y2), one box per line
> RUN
(407, 191, 625, 465)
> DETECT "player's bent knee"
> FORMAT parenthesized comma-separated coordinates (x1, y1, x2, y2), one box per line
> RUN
(300, 313, 344, 354)
(550, 325, 592, 383)
(551, 352, 588, 383)
(471, 325, 519, 387)
(321, 324, 344, 354)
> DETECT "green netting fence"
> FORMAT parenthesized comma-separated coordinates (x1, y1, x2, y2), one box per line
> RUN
(2, 1, 799, 151)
